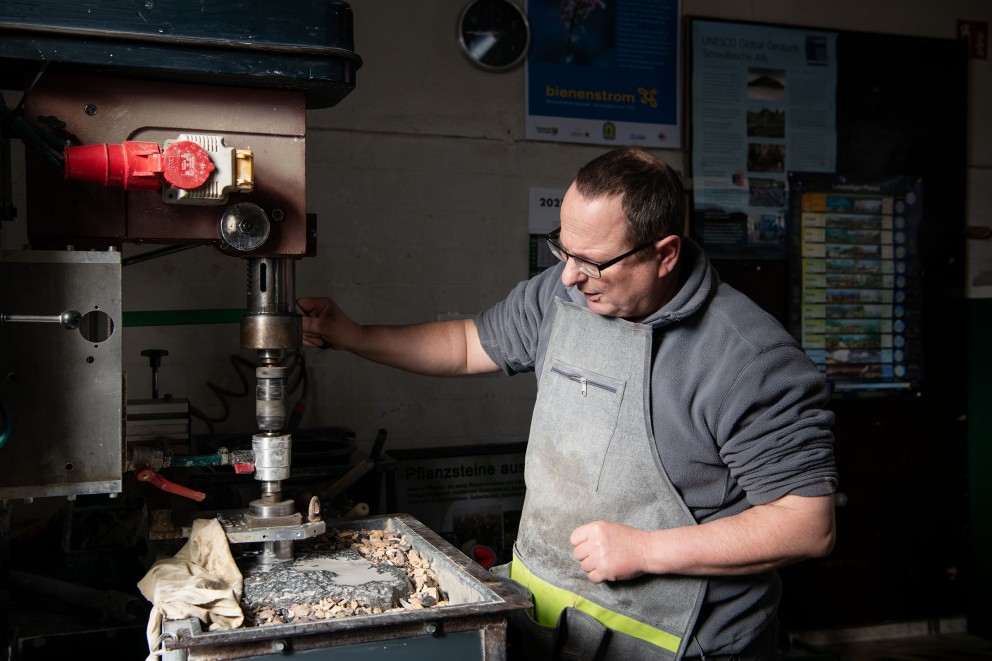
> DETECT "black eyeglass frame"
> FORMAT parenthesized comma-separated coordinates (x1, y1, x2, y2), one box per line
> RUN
(545, 228, 656, 279)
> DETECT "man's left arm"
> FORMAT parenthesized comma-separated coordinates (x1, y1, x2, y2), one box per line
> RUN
(571, 493, 835, 584)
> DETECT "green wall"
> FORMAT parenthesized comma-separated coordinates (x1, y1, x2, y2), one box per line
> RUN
(968, 298, 992, 636)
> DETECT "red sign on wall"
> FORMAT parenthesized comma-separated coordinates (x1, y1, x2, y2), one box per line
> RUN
(957, 20, 988, 59)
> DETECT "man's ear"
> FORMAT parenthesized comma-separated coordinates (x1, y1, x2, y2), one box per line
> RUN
(656, 234, 680, 277)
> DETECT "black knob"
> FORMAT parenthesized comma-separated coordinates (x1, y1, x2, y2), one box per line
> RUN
(140, 349, 168, 368)
(140, 349, 169, 399)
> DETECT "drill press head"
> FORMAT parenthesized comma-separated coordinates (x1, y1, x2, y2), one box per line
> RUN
(241, 256, 304, 563)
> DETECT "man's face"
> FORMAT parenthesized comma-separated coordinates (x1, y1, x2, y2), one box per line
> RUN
(557, 183, 678, 322)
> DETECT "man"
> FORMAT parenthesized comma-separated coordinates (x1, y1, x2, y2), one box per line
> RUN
(298, 147, 837, 660)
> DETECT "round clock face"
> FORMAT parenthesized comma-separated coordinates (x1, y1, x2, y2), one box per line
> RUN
(458, 0, 530, 72)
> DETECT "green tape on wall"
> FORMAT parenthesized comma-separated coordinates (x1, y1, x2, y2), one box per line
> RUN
(123, 309, 246, 327)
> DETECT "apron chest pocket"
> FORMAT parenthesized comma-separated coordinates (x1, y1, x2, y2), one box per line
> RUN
(533, 360, 626, 492)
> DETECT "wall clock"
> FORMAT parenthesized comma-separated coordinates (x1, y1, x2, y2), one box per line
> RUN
(458, 0, 530, 72)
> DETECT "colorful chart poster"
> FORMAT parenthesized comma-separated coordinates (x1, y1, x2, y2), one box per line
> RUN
(689, 19, 838, 259)
(788, 173, 924, 397)
(525, 0, 681, 147)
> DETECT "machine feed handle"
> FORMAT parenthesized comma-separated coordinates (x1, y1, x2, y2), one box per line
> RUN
(0, 310, 81, 330)
(136, 467, 206, 502)
(369, 428, 388, 460)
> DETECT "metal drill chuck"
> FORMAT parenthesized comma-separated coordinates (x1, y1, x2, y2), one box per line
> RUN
(252, 432, 292, 482)
(255, 366, 289, 432)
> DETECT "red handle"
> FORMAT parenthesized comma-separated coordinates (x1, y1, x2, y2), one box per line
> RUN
(136, 467, 206, 502)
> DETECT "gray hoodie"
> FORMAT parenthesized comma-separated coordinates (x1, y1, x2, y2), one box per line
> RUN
(475, 237, 837, 657)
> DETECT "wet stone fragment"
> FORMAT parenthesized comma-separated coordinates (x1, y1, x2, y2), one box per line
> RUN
(241, 548, 410, 613)
(240, 529, 448, 627)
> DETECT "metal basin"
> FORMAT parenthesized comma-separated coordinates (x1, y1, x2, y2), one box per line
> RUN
(159, 513, 532, 660)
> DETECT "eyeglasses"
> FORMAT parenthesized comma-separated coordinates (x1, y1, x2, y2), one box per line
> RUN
(545, 228, 655, 279)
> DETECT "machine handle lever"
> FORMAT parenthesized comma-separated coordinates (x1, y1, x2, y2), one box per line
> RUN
(136, 467, 207, 502)
(1, 310, 82, 330)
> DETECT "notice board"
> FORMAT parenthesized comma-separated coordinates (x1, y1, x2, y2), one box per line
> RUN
(686, 17, 969, 631)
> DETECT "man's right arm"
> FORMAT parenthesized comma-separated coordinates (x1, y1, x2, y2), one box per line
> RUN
(297, 297, 500, 377)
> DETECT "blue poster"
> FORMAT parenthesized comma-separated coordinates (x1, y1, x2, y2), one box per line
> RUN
(525, 0, 681, 147)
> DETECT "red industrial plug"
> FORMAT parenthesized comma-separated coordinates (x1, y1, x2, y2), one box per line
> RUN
(64, 140, 215, 190)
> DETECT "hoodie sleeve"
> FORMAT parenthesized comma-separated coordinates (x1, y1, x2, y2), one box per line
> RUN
(475, 265, 565, 375)
(714, 341, 838, 505)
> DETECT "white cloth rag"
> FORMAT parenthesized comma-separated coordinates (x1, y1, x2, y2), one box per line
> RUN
(137, 517, 244, 653)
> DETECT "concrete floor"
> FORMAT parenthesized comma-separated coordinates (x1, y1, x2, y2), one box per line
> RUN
(824, 633, 992, 660)
(787, 618, 992, 660)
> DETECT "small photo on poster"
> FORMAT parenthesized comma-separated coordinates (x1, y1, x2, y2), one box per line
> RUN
(749, 178, 787, 207)
(530, 0, 615, 66)
(747, 107, 786, 139)
(747, 143, 786, 173)
(748, 212, 786, 245)
(746, 68, 786, 102)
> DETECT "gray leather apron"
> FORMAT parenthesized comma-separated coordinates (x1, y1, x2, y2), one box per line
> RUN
(506, 298, 707, 660)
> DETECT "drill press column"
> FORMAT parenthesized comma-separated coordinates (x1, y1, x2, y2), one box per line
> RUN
(241, 257, 302, 563)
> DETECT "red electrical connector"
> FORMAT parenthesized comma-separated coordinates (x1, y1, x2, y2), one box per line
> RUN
(232, 462, 255, 475)
(64, 140, 216, 190)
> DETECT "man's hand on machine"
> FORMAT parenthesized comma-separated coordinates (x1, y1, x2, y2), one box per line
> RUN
(297, 297, 359, 350)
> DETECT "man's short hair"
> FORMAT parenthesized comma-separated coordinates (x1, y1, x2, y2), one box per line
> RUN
(574, 147, 685, 245)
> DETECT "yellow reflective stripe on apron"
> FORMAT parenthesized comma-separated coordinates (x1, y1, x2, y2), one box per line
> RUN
(511, 552, 682, 654)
